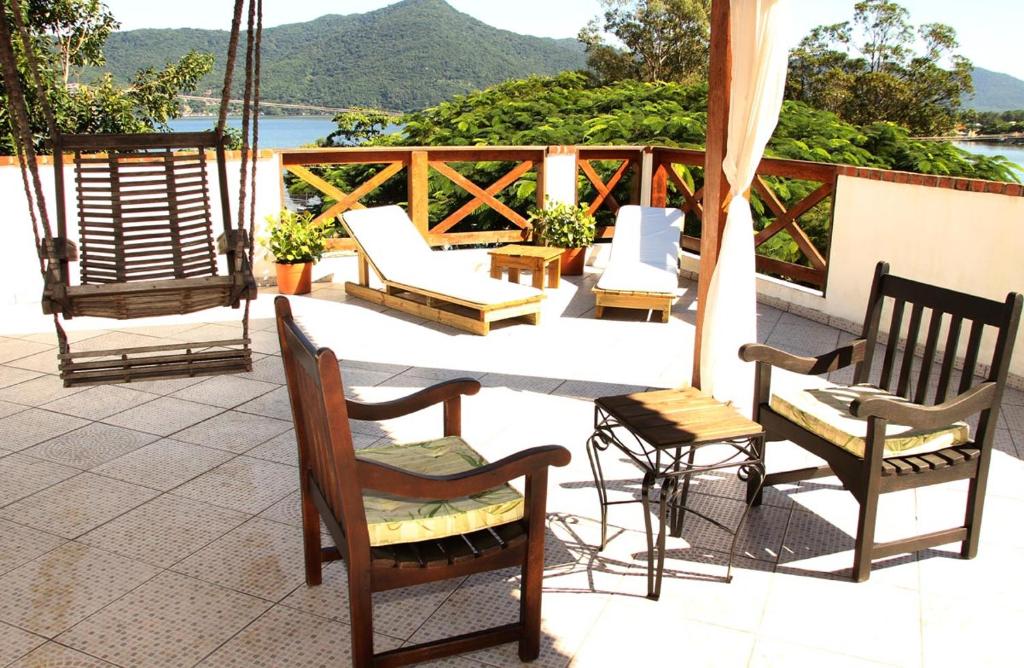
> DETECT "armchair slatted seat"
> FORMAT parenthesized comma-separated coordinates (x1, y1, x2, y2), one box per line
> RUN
(741, 261, 1021, 581)
(274, 296, 570, 666)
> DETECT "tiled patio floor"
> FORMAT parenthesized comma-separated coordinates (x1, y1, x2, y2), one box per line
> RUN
(0, 261, 1022, 667)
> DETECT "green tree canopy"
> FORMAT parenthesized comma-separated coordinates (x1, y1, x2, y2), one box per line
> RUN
(785, 0, 973, 135)
(0, 0, 213, 153)
(578, 0, 710, 85)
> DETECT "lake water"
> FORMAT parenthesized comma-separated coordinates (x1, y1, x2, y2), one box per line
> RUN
(952, 141, 1024, 179)
(168, 116, 337, 148)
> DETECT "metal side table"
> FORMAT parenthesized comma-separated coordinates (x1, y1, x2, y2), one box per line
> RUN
(586, 387, 766, 599)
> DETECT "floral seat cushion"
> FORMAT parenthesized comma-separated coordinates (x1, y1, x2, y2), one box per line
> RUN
(356, 435, 524, 547)
(769, 377, 970, 459)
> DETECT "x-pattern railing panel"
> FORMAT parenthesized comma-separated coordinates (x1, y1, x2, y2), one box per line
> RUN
(651, 147, 838, 289)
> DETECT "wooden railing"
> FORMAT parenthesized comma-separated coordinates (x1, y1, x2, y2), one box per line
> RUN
(650, 147, 839, 289)
(280, 144, 840, 289)
(576, 146, 644, 239)
(280, 146, 545, 252)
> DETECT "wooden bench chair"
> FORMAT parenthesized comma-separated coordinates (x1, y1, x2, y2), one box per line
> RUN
(741, 261, 1021, 581)
(593, 205, 683, 323)
(274, 296, 570, 666)
(341, 205, 545, 335)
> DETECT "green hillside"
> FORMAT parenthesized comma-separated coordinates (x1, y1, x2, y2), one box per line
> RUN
(94, 0, 585, 112)
(965, 67, 1024, 112)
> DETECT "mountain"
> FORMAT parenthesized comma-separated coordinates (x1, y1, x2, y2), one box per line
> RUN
(94, 0, 585, 112)
(965, 67, 1024, 112)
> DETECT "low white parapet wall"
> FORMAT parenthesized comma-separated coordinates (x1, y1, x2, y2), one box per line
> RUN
(684, 172, 1024, 384)
(0, 151, 284, 307)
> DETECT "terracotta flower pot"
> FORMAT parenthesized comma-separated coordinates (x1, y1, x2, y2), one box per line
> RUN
(559, 247, 587, 276)
(276, 262, 313, 295)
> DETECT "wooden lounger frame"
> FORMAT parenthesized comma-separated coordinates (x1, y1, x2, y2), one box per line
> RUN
(593, 287, 675, 323)
(344, 246, 544, 336)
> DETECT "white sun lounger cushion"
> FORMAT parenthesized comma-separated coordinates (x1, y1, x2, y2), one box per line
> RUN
(342, 206, 542, 307)
(596, 205, 683, 295)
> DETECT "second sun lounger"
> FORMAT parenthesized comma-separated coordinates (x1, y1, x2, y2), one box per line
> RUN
(341, 206, 545, 335)
(593, 205, 683, 323)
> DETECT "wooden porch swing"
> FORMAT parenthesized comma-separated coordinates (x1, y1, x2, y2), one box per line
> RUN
(0, 0, 263, 386)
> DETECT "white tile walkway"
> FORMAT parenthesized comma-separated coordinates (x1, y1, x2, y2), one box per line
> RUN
(0, 259, 1021, 667)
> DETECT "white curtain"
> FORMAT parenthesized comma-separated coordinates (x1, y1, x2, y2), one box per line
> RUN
(699, 0, 793, 414)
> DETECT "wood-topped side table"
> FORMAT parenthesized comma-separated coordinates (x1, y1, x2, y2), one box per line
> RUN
(586, 387, 766, 599)
(488, 245, 563, 290)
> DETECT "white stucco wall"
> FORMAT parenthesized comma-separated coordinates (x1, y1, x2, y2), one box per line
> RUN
(827, 175, 1024, 379)
(681, 175, 1024, 382)
(0, 152, 283, 306)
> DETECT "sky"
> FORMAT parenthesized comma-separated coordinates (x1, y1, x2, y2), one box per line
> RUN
(102, 0, 1024, 80)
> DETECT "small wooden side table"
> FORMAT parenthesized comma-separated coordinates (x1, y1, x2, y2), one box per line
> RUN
(586, 387, 765, 599)
(488, 245, 563, 290)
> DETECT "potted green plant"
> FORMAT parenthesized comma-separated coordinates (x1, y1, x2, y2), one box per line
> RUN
(527, 200, 596, 276)
(261, 209, 327, 295)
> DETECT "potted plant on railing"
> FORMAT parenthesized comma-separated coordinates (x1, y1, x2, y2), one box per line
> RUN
(527, 200, 596, 276)
(261, 209, 326, 295)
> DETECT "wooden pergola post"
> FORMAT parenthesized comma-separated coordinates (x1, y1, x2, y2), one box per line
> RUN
(693, 0, 732, 389)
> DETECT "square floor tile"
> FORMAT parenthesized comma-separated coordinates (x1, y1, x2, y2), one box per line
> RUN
(198, 604, 402, 667)
(4, 349, 60, 374)
(0, 620, 46, 665)
(7, 641, 118, 667)
(243, 355, 287, 385)
(0, 518, 65, 577)
(0, 542, 159, 637)
(173, 410, 292, 454)
(173, 517, 306, 601)
(41, 384, 159, 420)
(117, 374, 207, 396)
(91, 439, 234, 491)
(171, 456, 298, 514)
(170, 375, 280, 409)
(103, 396, 223, 437)
(0, 374, 86, 407)
(0, 365, 42, 391)
(0, 453, 79, 507)
(22, 423, 159, 470)
(245, 429, 299, 466)
(235, 386, 293, 421)
(571, 601, 755, 667)
(0, 337, 53, 365)
(759, 573, 921, 666)
(79, 494, 249, 569)
(0, 409, 90, 451)
(0, 473, 159, 539)
(282, 560, 462, 640)
(0, 399, 26, 419)
(258, 490, 318, 530)
(749, 639, 898, 668)
(57, 571, 270, 667)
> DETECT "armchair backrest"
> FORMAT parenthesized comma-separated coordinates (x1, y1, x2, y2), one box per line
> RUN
(855, 262, 1022, 409)
(274, 296, 370, 555)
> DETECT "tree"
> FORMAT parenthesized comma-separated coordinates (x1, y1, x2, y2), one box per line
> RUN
(320, 108, 394, 146)
(0, 0, 213, 153)
(578, 0, 710, 85)
(786, 0, 973, 136)
(28, 0, 118, 86)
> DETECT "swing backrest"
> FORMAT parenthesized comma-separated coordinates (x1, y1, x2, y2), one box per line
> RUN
(54, 131, 232, 286)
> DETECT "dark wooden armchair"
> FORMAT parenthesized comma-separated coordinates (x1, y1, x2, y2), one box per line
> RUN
(740, 262, 1021, 581)
(274, 296, 571, 667)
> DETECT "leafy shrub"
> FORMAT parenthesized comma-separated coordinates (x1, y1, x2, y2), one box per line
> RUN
(261, 210, 326, 264)
(528, 201, 596, 248)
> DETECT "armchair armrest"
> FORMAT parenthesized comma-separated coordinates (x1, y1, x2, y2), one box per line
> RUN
(739, 339, 866, 375)
(346, 378, 481, 421)
(850, 382, 997, 431)
(356, 444, 571, 499)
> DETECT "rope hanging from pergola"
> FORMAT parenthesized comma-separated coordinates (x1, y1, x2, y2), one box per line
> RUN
(0, 0, 264, 386)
